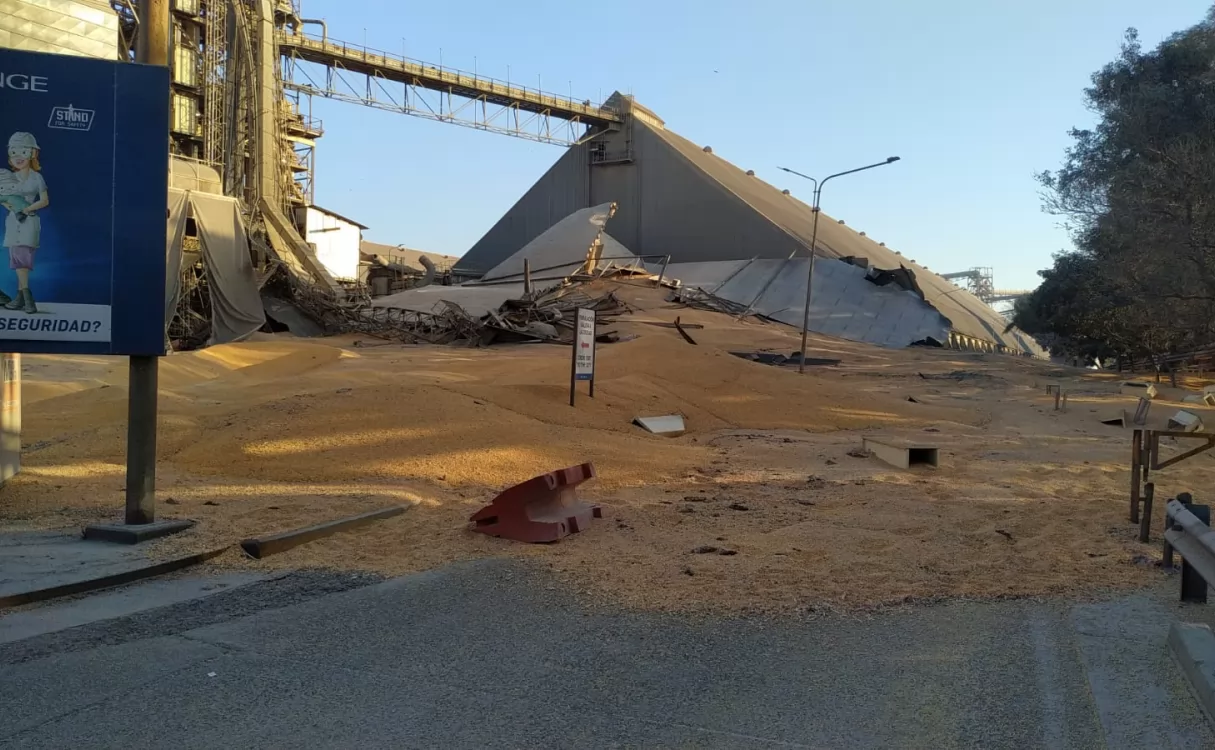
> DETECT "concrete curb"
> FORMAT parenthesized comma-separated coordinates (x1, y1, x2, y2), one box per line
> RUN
(1169, 621, 1215, 729)
(0, 546, 230, 609)
(240, 505, 410, 559)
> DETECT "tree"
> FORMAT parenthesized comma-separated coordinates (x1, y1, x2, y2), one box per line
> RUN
(1023, 8, 1215, 361)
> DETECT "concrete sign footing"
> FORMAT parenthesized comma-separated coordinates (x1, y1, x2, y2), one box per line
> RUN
(82, 519, 195, 544)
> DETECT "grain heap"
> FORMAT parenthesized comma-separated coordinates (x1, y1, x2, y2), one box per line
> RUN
(0, 283, 1187, 613)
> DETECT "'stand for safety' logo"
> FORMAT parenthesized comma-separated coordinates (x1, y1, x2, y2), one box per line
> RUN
(47, 104, 94, 131)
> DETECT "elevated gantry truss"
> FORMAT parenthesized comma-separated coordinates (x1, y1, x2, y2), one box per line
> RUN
(941, 267, 1029, 317)
(278, 32, 623, 147)
(941, 267, 995, 302)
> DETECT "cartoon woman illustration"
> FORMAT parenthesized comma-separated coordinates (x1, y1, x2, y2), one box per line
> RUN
(0, 132, 49, 314)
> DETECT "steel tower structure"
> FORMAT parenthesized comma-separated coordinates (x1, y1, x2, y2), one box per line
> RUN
(102, 0, 617, 296)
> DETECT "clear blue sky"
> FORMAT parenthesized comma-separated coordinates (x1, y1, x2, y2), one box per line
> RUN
(300, 0, 1212, 291)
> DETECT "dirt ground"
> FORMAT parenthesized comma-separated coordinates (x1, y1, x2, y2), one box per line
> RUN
(3, 280, 1211, 614)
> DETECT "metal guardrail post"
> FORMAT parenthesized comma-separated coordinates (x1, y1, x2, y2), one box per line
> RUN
(1140, 482, 1155, 543)
(1183, 506, 1211, 604)
(1130, 429, 1143, 523)
(1165, 519, 1176, 569)
(1166, 499, 1214, 603)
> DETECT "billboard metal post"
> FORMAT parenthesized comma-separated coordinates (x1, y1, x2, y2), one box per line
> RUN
(124, 0, 172, 526)
(125, 356, 159, 523)
(569, 337, 576, 407)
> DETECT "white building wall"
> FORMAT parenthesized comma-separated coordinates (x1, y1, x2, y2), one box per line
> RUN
(300, 207, 362, 282)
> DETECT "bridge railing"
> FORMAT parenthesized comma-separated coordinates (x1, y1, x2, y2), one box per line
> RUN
(278, 33, 621, 124)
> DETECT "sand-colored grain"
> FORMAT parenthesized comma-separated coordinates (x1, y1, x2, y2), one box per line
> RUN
(0, 283, 1202, 613)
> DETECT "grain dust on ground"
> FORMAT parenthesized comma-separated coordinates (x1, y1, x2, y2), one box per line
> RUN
(0, 282, 1199, 613)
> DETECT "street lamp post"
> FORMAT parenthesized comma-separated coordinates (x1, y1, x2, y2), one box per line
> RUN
(778, 157, 901, 373)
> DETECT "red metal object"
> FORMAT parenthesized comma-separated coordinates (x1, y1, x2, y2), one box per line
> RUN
(470, 462, 601, 543)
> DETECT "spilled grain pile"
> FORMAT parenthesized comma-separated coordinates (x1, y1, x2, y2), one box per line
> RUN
(0, 287, 1184, 613)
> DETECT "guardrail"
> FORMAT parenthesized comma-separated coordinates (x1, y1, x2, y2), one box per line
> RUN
(1165, 498, 1214, 603)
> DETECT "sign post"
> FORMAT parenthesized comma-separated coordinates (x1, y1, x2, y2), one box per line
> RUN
(0, 47, 170, 534)
(569, 307, 596, 406)
(125, 0, 170, 527)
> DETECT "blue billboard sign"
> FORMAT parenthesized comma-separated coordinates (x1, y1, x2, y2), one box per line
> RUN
(0, 48, 169, 356)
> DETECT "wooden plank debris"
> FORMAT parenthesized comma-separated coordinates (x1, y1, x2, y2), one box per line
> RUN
(673, 317, 698, 346)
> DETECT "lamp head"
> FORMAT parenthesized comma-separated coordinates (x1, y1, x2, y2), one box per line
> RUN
(886, 156, 901, 163)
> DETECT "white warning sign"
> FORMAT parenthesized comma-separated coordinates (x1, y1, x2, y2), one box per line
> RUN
(574, 307, 595, 381)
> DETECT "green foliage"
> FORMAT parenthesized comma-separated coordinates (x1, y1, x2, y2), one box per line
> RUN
(1023, 8, 1215, 360)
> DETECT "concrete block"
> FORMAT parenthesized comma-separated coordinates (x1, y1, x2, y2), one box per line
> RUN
(1170, 410, 1205, 432)
(82, 519, 195, 544)
(633, 415, 686, 436)
(1100, 411, 1131, 427)
(862, 438, 939, 470)
(1169, 622, 1215, 730)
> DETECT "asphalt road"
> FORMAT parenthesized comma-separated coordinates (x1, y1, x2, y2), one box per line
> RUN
(1, 560, 1212, 749)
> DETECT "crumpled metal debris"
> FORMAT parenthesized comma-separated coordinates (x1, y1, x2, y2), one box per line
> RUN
(295, 275, 632, 347)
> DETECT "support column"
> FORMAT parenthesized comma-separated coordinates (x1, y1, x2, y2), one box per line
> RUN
(128, 0, 168, 526)
(136, 0, 170, 65)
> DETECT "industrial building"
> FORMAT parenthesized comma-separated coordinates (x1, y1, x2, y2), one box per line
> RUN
(457, 96, 1041, 354)
(295, 204, 366, 283)
(0, 0, 1041, 355)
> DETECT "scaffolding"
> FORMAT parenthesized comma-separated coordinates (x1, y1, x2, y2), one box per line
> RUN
(201, 0, 227, 166)
(100, 0, 623, 307)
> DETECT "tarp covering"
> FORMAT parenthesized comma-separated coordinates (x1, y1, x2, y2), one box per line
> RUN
(190, 192, 266, 345)
(165, 188, 188, 340)
(262, 293, 323, 337)
(479, 203, 642, 283)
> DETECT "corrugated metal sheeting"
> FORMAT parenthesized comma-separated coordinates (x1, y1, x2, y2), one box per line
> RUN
(456, 104, 1042, 354)
(672, 257, 952, 349)
(0, 0, 119, 59)
(645, 124, 1028, 351)
(481, 204, 640, 283)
